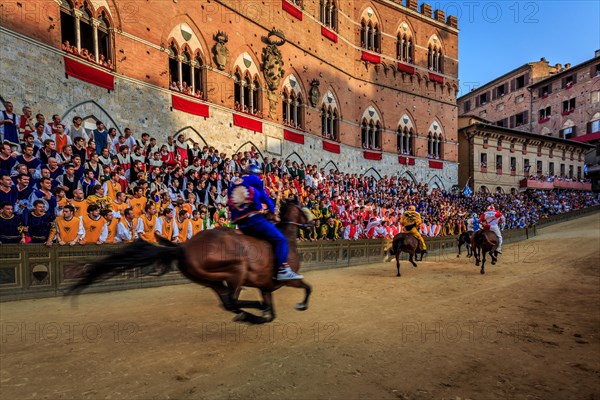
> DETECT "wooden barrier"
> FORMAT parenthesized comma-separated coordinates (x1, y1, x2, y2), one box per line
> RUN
(0, 205, 597, 302)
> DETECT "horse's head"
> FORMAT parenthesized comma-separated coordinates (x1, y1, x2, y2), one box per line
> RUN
(279, 198, 315, 230)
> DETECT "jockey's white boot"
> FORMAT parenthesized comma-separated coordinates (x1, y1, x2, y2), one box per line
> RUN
(276, 265, 303, 280)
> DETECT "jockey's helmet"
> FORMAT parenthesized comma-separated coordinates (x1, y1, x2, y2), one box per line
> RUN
(408, 205, 416, 211)
(487, 205, 495, 211)
(244, 165, 263, 176)
(471, 212, 478, 218)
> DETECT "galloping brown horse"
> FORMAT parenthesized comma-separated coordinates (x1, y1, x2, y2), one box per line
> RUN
(66, 200, 314, 324)
(389, 232, 425, 277)
(471, 229, 499, 275)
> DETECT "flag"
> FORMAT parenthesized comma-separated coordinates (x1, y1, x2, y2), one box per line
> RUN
(463, 185, 473, 196)
(463, 176, 473, 196)
(584, 163, 588, 176)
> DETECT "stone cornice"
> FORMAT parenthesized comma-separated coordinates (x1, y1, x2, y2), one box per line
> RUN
(461, 123, 592, 151)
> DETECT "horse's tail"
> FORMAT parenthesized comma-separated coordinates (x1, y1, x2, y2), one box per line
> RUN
(65, 237, 183, 296)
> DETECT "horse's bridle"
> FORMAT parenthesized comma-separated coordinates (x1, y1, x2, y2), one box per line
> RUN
(279, 203, 315, 230)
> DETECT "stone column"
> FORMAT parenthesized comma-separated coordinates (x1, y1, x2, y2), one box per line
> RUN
(249, 83, 254, 113)
(73, 9, 83, 53)
(177, 56, 183, 86)
(370, 28, 376, 50)
(400, 39, 405, 59)
(190, 61, 196, 93)
(292, 100, 298, 127)
(240, 81, 245, 109)
(92, 19, 100, 62)
(398, 133, 403, 153)
(332, 114, 337, 140)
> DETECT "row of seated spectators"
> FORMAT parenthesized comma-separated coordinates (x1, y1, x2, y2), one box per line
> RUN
(62, 40, 113, 70)
(528, 174, 591, 183)
(0, 101, 598, 245)
(169, 81, 203, 99)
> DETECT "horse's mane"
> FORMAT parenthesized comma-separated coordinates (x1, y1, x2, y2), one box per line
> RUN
(278, 198, 301, 220)
(278, 198, 309, 227)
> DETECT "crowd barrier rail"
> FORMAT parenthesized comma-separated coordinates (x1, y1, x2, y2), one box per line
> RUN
(1, 205, 598, 302)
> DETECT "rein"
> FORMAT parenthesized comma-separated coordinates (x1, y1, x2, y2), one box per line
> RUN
(281, 221, 312, 229)
(278, 202, 313, 230)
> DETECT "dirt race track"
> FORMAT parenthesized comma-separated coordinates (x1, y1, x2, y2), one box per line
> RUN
(1, 213, 599, 400)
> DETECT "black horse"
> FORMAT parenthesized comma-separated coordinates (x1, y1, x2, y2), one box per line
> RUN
(457, 231, 474, 258)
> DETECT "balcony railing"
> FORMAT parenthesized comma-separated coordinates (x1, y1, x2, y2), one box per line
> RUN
(520, 179, 591, 191)
(553, 181, 592, 190)
(520, 179, 554, 190)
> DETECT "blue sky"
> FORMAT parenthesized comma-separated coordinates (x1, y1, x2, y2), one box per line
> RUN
(439, 0, 600, 96)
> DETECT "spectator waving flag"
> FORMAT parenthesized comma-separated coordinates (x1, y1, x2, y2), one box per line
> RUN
(463, 185, 473, 197)
(463, 177, 473, 196)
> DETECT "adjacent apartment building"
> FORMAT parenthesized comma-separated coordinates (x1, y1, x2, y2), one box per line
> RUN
(457, 59, 562, 130)
(458, 51, 600, 192)
(458, 116, 592, 195)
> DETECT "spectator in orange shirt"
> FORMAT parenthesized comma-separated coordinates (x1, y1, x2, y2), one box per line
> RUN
(129, 186, 147, 218)
(79, 204, 108, 245)
(101, 209, 118, 244)
(53, 204, 83, 245)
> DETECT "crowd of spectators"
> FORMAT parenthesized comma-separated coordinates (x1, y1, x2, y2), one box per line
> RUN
(62, 40, 113, 70)
(169, 80, 203, 99)
(0, 100, 597, 246)
(528, 174, 591, 183)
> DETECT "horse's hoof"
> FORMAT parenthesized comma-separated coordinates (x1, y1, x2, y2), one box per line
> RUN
(480, 270, 485, 275)
(232, 312, 247, 323)
(295, 303, 308, 311)
(456, 255, 460, 258)
(475, 262, 480, 267)
(262, 309, 274, 321)
(491, 260, 497, 265)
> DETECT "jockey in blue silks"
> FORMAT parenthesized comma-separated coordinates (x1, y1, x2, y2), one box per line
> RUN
(227, 165, 303, 281)
(466, 212, 480, 232)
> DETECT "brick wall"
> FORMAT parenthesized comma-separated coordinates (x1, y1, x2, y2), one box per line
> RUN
(1, 0, 460, 187)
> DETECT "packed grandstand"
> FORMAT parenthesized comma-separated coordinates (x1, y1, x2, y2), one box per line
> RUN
(0, 102, 598, 245)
